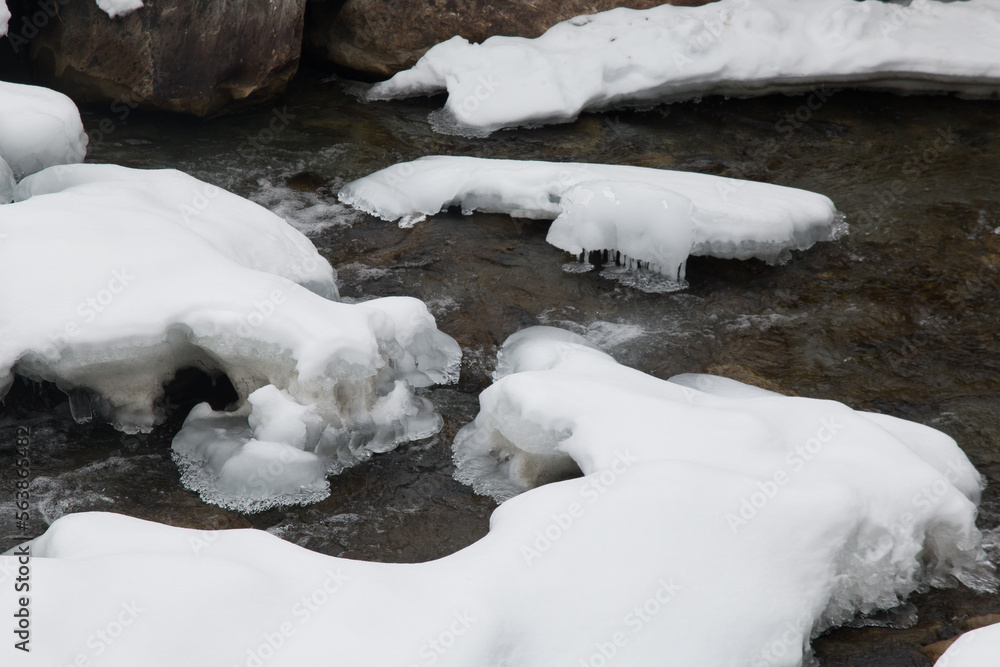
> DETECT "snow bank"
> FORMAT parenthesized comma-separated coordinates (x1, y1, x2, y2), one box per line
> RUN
(3, 328, 992, 665)
(0, 82, 88, 179)
(457, 327, 993, 623)
(936, 621, 1000, 666)
(96, 0, 143, 18)
(369, 0, 1000, 134)
(0, 164, 460, 511)
(339, 156, 841, 281)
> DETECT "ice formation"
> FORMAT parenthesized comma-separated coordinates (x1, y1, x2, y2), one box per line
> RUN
(0, 164, 461, 511)
(2, 329, 992, 665)
(339, 156, 840, 280)
(369, 0, 1000, 134)
(937, 621, 1000, 666)
(0, 82, 88, 179)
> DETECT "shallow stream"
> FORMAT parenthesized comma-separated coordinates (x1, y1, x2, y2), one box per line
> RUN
(2, 70, 1000, 665)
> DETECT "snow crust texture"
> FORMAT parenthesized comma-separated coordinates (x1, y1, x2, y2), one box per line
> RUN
(339, 155, 841, 282)
(369, 0, 1000, 134)
(0, 164, 461, 511)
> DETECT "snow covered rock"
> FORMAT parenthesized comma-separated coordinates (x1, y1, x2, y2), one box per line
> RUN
(936, 621, 1000, 666)
(19, 0, 305, 116)
(2, 330, 992, 665)
(0, 163, 460, 511)
(339, 156, 841, 284)
(369, 0, 1000, 134)
(0, 81, 88, 179)
(304, 0, 709, 79)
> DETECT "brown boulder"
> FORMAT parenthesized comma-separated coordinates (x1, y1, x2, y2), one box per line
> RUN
(18, 0, 306, 116)
(305, 0, 719, 80)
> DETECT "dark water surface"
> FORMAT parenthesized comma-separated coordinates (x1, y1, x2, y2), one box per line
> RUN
(2, 70, 999, 665)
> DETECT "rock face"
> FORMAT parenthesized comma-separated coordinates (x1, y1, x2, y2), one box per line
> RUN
(305, 0, 718, 80)
(21, 0, 306, 116)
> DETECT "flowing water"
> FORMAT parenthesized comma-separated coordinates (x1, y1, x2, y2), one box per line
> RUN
(2, 70, 1000, 665)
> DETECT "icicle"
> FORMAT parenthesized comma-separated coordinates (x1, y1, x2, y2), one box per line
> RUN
(68, 389, 94, 424)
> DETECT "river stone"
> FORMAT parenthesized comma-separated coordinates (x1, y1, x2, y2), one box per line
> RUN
(22, 0, 306, 116)
(304, 0, 719, 79)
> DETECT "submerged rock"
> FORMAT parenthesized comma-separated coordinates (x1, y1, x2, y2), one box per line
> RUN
(20, 0, 306, 116)
(304, 0, 716, 79)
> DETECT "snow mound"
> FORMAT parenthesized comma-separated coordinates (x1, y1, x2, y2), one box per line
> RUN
(0, 164, 461, 511)
(339, 156, 841, 280)
(5, 369, 993, 667)
(455, 326, 994, 634)
(0, 81, 88, 179)
(369, 0, 1000, 134)
(937, 621, 1000, 666)
(96, 0, 143, 18)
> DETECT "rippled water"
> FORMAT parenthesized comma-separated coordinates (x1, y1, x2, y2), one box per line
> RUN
(2, 70, 999, 664)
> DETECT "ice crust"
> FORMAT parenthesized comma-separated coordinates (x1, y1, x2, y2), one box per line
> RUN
(339, 156, 841, 280)
(4, 327, 993, 666)
(369, 0, 1000, 134)
(0, 81, 88, 179)
(0, 164, 461, 511)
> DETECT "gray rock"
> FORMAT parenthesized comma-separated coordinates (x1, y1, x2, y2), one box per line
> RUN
(23, 0, 306, 116)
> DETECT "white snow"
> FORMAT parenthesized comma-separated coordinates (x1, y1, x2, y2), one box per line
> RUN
(339, 156, 841, 281)
(0, 82, 88, 179)
(936, 621, 1000, 666)
(2, 327, 992, 666)
(369, 0, 1000, 134)
(95, 0, 143, 18)
(0, 1, 9, 36)
(0, 163, 461, 511)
